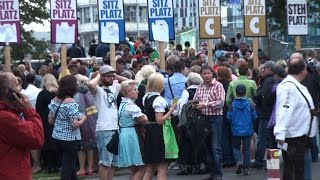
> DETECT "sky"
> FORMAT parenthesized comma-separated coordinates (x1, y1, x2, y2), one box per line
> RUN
(24, 2, 50, 32)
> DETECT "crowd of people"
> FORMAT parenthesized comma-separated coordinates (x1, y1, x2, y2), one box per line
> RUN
(0, 32, 320, 180)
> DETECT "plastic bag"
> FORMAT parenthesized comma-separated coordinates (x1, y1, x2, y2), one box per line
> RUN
(163, 118, 179, 159)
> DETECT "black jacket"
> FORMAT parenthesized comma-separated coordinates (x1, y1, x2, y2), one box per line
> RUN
(254, 74, 276, 119)
(301, 64, 320, 108)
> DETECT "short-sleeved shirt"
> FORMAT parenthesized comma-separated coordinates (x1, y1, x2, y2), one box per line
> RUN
(49, 99, 82, 141)
(94, 84, 120, 131)
(143, 92, 167, 115)
(121, 98, 144, 119)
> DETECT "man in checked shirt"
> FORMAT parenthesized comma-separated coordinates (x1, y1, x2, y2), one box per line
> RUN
(193, 65, 225, 180)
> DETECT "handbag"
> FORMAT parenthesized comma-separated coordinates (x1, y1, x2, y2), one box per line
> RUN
(163, 117, 179, 159)
(106, 102, 127, 155)
(106, 130, 119, 155)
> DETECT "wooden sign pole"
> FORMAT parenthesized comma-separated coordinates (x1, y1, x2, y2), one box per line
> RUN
(159, 41, 165, 71)
(60, 44, 68, 78)
(295, 36, 301, 50)
(253, 37, 259, 68)
(207, 40, 213, 67)
(4, 45, 11, 72)
(110, 43, 116, 69)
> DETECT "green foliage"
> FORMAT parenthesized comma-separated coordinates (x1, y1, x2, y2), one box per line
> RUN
(8, 0, 50, 60)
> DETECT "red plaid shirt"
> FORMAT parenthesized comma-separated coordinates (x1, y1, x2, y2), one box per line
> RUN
(193, 79, 225, 116)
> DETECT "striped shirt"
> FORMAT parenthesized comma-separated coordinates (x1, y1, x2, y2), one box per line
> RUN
(193, 79, 225, 116)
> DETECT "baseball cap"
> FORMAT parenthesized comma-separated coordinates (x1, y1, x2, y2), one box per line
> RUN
(99, 65, 116, 74)
(261, 61, 276, 69)
(236, 84, 246, 96)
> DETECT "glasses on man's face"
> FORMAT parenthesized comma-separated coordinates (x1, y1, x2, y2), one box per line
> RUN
(101, 74, 115, 78)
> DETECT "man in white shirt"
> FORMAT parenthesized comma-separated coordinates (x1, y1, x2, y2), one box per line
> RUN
(88, 65, 126, 180)
(274, 53, 318, 180)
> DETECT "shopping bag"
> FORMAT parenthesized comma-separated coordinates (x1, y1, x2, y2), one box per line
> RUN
(163, 118, 179, 159)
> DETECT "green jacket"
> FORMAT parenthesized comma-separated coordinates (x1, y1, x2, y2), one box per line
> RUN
(226, 75, 257, 106)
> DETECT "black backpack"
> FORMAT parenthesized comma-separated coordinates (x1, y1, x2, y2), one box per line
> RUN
(178, 100, 200, 127)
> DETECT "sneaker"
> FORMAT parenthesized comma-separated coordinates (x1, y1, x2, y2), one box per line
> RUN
(243, 168, 249, 175)
(250, 161, 263, 170)
(168, 162, 179, 170)
(236, 164, 242, 174)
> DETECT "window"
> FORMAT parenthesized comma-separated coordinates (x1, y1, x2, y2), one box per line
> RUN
(124, 5, 136, 22)
(77, 9, 83, 24)
(139, 6, 147, 23)
(93, 7, 98, 23)
(83, 7, 91, 23)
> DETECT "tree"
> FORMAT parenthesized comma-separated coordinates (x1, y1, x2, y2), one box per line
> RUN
(7, 0, 50, 60)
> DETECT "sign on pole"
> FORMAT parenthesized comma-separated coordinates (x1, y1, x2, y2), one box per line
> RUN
(147, 0, 174, 42)
(287, 0, 308, 35)
(244, 0, 266, 37)
(50, 0, 78, 44)
(199, 0, 221, 39)
(98, 0, 125, 43)
(0, 0, 21, 44)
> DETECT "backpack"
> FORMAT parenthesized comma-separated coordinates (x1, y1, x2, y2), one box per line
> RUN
(178, 100, 200, 127)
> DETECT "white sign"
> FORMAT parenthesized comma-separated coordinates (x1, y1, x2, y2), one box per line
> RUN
(287, 0, 308, 35)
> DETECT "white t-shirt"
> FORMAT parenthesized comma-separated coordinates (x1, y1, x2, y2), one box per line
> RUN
(21, 84, 41, 108)
(94, 84, 120, 131)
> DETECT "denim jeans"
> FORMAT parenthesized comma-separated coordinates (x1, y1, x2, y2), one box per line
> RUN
(206, 115, 223, 177)
(55, 139, 79, 180)
(304, 148, 311, 180)
(232, 136, 251, 169)
(221, 117, 234, 164)
(256, 118, 276, 164)
(311, 136, 319, 161)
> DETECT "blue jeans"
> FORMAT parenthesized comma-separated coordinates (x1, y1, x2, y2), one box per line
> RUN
(232, 136, 251, 168)
(256, 118, 276, 164)
(304, 148, 312, 180)
(206, 115, 223, 177)
(311, 136, 319, 161)
(221, 117, 234, 164)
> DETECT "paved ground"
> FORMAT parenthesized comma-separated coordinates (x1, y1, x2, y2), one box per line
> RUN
(84, 161, 320, 180)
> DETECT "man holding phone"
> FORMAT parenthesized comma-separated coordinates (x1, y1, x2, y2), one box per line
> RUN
(0, 72, 44, 180)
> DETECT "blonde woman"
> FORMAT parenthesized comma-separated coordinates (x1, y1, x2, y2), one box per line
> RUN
(142, 73, 177, 180)
(35, 74, 59, 173)
(118, 80, 148, 180)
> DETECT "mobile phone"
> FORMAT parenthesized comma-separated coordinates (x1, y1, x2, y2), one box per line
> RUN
(7, 88, 22, 101)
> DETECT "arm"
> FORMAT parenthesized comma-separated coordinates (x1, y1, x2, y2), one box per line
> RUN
(154, 97, 177, 125)
(273, 85, 295, 143)
(73, 114, 87, 128)
(135, 115, 148, 125)
(155, 105, 176, 125)
(87, 72, 100, 95)
(115, 74, 128, 82)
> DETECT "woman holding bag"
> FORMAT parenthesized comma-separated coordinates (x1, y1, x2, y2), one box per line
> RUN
(117, 80, 148, 180)
(142, 73, 178, 180)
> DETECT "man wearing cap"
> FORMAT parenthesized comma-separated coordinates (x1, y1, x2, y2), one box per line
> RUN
(252, 61, 276, 169)
(87, 65, 127, 180)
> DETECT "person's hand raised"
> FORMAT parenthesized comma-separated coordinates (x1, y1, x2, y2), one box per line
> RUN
(12, 92, 33, 111)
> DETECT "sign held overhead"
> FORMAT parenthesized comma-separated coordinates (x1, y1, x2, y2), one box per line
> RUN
(287, 0, 308, 35)
(243, 0, 266, 37)
(199, 0, 221, 39)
